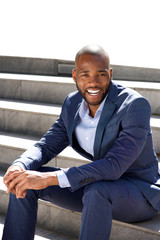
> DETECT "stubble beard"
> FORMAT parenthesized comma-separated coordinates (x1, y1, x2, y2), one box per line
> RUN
(76, 83, 107, 106)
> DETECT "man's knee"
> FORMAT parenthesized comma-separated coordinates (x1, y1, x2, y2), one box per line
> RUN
(9, 188, 38, 204)
(83, 181, 111, 205)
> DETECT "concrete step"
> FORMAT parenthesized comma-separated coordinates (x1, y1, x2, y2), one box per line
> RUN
(0, 56, 74, 77)
(0, 131, 89, 171)
(0, 73, 160, 114)
(0, 130, 159, 174)
(0, 99, 159, 152)
(0, 73, 76, 105)
(1, 55, 160, 82)
(0, 175, 160, 240)
(0, 215, 76, 240)
(0, 99, 61, 137)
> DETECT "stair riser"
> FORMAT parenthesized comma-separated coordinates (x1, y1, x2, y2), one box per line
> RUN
(0, 78, 76, 105)
(0, 77, 160, 114)
(0, 146, 24, 171)
(0, 110, 159, 153)
(0, 109, 58, 137)
(1, 56, 160, 82)
(0, 145, 88, 171)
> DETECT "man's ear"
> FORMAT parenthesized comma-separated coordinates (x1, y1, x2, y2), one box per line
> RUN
(110, 68, 113, 80)
(72, 69, 77, 83)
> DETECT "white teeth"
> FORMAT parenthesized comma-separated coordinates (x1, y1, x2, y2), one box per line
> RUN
(87, 89, 100, 94)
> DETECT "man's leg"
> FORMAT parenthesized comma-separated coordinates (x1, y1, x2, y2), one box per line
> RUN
(79, 179, 157, 240)
(2, 189, 38, 240)
(2, 167, 84, 240)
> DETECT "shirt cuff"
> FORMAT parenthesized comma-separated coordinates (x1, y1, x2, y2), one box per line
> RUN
(56, 170, 71, 188)
(12, 161, 26, 170)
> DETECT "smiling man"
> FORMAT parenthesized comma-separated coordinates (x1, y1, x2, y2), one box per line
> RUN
(73, 48, 112, 117)
(2, 45, 160, 240)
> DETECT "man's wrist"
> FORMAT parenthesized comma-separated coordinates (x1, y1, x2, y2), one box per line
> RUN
(46, 171, 59, 186)
(12, 161, 26, 170)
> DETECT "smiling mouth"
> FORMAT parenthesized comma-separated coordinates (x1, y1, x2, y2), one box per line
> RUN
(87, 89, 101, 96)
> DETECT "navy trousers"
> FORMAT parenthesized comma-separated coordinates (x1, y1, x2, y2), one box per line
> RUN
(2, 167, 157, 240)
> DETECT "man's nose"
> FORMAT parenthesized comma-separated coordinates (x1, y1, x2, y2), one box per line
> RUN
(88, 76, 99, 85)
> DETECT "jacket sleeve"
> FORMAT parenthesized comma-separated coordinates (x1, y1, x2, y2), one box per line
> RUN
(13, 100, 70, 170)
(65, 97, 152, 191)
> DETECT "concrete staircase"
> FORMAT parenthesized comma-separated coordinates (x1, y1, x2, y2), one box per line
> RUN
(0, 56, 160, 239)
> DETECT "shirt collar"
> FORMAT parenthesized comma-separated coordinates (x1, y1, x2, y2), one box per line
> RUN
(79, 94, 108, 119)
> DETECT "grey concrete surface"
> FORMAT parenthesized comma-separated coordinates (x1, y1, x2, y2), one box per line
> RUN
(0, 74, 76, 104)
(0, 131, 89, 171)
(1, 74, 160, 113)
(0, 99, 61, 137)
(0, 56, 57, 76)
(0, 56, 74, 77)
(0, 215, 77, 240)
(1, 55, 160, 82)
(112, 65, 160, 82)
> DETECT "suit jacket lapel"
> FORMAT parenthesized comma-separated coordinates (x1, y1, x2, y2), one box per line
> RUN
(69, 106, 80, 145)
(67, 93, 82, 145)
(94, 83, 118, 160)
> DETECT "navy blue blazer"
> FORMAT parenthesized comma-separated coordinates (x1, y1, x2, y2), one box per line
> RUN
(15, 81, 160, 211)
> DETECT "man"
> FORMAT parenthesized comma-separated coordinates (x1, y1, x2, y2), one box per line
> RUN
(2, 45, 160, 240)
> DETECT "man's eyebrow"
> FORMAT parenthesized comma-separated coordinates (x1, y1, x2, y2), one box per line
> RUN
(98, 69, 109, 73)
(77, 69, 110, 74)
(79, 70, 90, 74)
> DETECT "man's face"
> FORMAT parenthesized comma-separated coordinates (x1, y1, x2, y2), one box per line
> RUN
(72, 54, 112, 108)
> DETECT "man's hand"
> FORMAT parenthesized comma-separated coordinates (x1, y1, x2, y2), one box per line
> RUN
(4, 169, 59, 199)
(3, 165, 24, 195)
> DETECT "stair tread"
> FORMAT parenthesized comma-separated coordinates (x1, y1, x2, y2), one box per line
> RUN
(0, 73, 73, 84)
(114, 80, 160, 90)
(0, 99, 61, 115)
(150, 115, 160, 128)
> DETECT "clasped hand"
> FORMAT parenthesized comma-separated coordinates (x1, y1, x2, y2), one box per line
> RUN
(3, 166, 59, 199)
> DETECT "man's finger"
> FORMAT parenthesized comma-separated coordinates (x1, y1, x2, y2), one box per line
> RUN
(3, 166, 24, 185)
(10, 187, 16, 195)
(15, 180, 28, 199)
(6, 172, 25, 194)
(4, 171, 24, 186)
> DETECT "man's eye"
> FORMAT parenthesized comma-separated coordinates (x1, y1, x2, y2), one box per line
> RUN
(82, 74, 88, 77)
(98, 73, 105, 76)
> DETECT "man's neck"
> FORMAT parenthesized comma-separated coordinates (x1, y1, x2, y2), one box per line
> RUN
(88, 105, 100, 118)
(88, 95, 108, 118)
